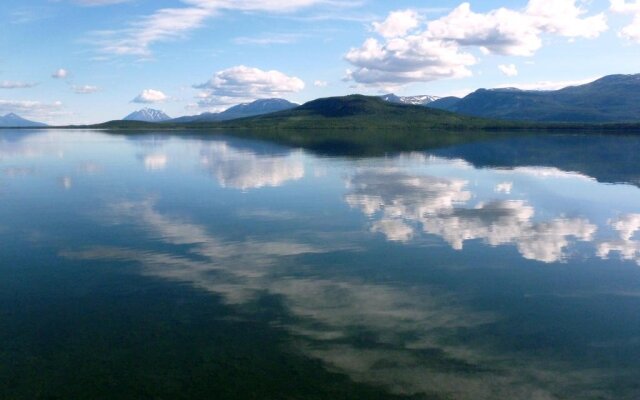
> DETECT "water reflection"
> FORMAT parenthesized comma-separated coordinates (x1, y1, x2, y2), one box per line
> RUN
(200, 141, 304, 190)
(3, 130, 640, 399)
(598, 214, 640, 265)
(63, 198, 635, 399)
(140, 153, 168, 171)
(346, 163, 597, 263)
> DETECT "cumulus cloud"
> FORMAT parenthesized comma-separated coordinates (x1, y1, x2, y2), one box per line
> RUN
(313, 80, 328, 87)
(611, 0, 640, 42)
(51, 68, 68, 79)
(74, 0, 131, 5)
(346, 1, 607, 86)
(425, 3, 543, 57)
(194, 66, 304, 108)
(344, 37, 476, 86)
(73, 85, 99, 94)
(93, 0, 352, 56)
(132, 89, 168, 103)
(494, 76, 598, 91)
(372, 9, 420, 38)
(0, 81, 38, 89)
(498, 64, 518, 77)
(234, 32, 304, 45)
(0, 99, 64, 121)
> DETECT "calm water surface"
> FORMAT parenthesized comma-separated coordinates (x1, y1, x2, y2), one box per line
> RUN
(1, 130, 640, 399)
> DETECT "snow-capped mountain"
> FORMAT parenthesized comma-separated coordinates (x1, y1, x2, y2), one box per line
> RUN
(380, 94, 440, 106)
(0, 113, 47, 127)
(123, 108, 171, 122)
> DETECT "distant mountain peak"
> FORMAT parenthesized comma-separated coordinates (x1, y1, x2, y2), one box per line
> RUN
(123, 108, 171, 122)
(0, 113, 47, 127)
(170, 98, 298, 123)
(380, 93, 440, 106)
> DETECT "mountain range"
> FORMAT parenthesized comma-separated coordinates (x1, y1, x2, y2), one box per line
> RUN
(428, 74, 640, 123)
(379, 93, 440, 106)
(123, 96, 438, 125)
(169, 98, 298, 123)
(124, 108, 171, 122)
(0, 113, 47, 127)
(4, 74, 640, 129)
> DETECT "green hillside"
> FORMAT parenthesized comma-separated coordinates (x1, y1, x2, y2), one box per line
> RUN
(216, 95, 510, 130)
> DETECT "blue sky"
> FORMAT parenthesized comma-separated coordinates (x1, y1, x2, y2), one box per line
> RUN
(1, 0, 640, 124)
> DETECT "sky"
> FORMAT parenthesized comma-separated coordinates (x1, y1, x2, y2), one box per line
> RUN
(1, 0, 640, 124)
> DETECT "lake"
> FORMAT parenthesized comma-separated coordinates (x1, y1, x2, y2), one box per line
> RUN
(1, 129, 640, 399)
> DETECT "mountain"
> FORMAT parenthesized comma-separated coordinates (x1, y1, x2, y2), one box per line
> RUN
(123, 108, 171, 122)
(171, 98, 298, 123)
(216, 95, 502, 130)
(428, 96, 462, 110)
(0, 113, 47, 127)
(380, 93, 440, 106)
(428, 74, 640, 123)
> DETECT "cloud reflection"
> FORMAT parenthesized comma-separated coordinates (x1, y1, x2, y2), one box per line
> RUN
(62, 198, 618, 399)
(141, 153, 168, 171)
(346, 168, 597, 263)
(200, 142, 304, 190)
(597, 214, 640, 265)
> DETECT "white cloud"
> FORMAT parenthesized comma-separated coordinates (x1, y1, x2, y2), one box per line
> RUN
(498, 64, 518, 77)
(611, 0, 640, 12)
(73, 85, 100, 94)
(494, 76, 598, 91)
(313, 80, 328, 87)
(234, 32, 304, 45)
(426, 3, 544, 57)
(195, 65, 304, 107)
(525, 0, 608, 39)
(94, 0, 352, 56)
(132, 89, 168, 103)
(372, 9, 420, 38)
(0, 99, 63, 118)
(74, 0, 131, 5)
(611, 0, 640, 42)
(52, 68, 68, 79)
(0, 81, 37, 89)
(346, 1, 607, 86)
(344, 37, 476, 86)
(427, 1, 606, 56)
